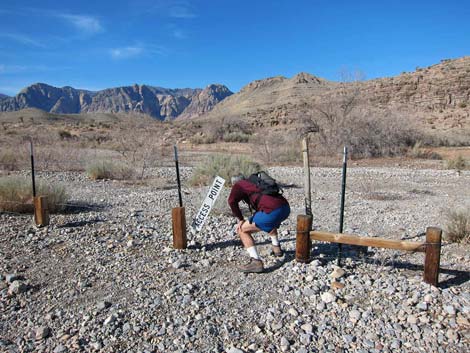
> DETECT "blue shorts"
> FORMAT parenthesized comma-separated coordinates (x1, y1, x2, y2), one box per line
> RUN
(250, 204, 291, 233)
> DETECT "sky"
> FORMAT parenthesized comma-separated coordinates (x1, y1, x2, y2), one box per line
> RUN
(0, 0, 469, 96)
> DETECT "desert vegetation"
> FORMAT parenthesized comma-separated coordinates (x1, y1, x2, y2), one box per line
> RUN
(0, 176, 68, 213)
(190, 154, 261, 186)
(86, 160, 135, 180)
(446, 208, 470, 243)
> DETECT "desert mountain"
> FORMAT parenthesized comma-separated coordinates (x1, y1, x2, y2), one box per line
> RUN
(0, 83, 232, 120)
(197, 57, 470, 133)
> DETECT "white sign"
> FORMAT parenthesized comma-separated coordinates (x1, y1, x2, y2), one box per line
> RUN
(191, 176, 226, 232)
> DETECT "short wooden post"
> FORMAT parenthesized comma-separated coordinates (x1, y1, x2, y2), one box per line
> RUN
(423, 227, 442, 286)
(172, 207, 187, 249)
(34, 196, 49, 227)
(296, 214, 312, 263)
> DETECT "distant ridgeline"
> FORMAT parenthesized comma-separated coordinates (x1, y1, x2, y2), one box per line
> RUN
(0, 83, 233, 121)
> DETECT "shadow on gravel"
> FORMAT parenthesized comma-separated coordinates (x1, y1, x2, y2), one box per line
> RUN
(61, 202, 108, 214)
(311, 244, 470, 289)
(380, 261, 470, 289)
(58, 218, 106, 228)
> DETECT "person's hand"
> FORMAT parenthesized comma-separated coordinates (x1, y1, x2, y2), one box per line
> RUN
(236, 219, 245, 233)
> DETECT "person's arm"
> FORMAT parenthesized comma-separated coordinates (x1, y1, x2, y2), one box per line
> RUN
(228, 183, 244, 221)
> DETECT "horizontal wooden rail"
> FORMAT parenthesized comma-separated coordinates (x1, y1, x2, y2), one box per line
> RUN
(311, 231, 426, 252)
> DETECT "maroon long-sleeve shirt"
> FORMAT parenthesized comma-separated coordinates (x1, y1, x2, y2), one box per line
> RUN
(228, 180, 288, 221)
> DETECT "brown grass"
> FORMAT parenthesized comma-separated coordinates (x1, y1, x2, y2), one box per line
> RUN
(0, 177, 68, 213)
(445, 209, 470, 243)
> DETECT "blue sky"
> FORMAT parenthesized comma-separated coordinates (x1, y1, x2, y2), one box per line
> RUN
(0, 0, 469, 95)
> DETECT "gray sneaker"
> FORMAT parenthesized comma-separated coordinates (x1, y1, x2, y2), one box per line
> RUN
(271, 245, 283, 257)
(238, 258, 264, 273)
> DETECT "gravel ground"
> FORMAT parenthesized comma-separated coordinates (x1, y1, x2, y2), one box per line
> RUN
(1, 166, 469, 353)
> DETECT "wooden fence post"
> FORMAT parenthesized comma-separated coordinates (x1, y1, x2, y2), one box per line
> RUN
(34, 196, 49, 227)
(296, 214, 312, 263)
(423, 227, 442, 286)
(172, 207, 187, 249)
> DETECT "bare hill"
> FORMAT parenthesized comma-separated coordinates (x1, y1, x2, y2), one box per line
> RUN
(196, 57, 470, 135)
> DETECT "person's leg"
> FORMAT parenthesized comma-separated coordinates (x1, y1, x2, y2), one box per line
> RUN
(269, 228, 283, 257)
(269, 228, 280, 246)
(238, 221, 261, 258)
(237, 221, 264, 273)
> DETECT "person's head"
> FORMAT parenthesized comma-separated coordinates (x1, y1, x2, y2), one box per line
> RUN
(231, 174, 245, 185)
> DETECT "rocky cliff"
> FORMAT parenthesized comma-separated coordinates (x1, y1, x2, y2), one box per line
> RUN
(0, 83, 232, 120)
(198, 57, 470, 132)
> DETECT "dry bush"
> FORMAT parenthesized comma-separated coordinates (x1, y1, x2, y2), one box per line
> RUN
(301, 88, 419, 158)
(196, 118, 252, 144)
(256, 132, 302, 165)
(445, 155, 467, 172)
(190, 133, 216, 145)
(86, 160, 134, 180)
(0, 150, 19, 171)
(190, 154, 261, 186)
(407, 141, 442, 160)
(222, 131, 250, 143)
(445, 209, 470, 243)
(0, 177, 68, 213)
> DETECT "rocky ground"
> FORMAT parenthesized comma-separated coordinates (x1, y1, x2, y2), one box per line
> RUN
(1, 166, 469, 353)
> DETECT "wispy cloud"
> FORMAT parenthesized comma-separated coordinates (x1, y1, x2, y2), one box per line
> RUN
(55, 13, 103, 34)
(110, 46, 144, 59)
(149, 0, 197, 19)
(109, 43, 167, 59)
(172, 29, 187, 39)
(0, 33, 46, 48)
(169, 4, 196, 19)
(0, 64, 70, 74)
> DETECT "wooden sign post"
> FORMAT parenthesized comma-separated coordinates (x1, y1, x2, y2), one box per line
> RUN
(34, 196, 50, 227)
(172, 207, 187, 249)
(172, 145, 187, 249)
(296, 214, 312, 263)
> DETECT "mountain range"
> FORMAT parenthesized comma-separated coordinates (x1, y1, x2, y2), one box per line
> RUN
(0, 83, 232, 120)
(1, 56, 469, 132)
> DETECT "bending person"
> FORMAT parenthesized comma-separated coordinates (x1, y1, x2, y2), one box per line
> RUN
(228, 174, 290, 273)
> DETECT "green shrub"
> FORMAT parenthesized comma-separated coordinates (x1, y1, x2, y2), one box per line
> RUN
(86, 160, 134, 180)
(190, 154, 261, 186)
(446, 209, 470, 243)
(0, 151, 18, 171)
(0, 177, 68, 213)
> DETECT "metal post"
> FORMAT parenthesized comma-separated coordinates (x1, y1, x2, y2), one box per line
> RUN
(174, 145, 183, 207)
(337, 146, 348, 266)
(30, 139, 36, 197)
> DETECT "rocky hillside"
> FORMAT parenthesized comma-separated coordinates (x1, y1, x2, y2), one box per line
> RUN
(0, 83, 232, 120)
(198, 57, 470, 133)
(0, 93, 9, 100)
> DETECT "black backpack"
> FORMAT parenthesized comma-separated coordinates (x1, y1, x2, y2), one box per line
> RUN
(246, 171, 283, 209)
